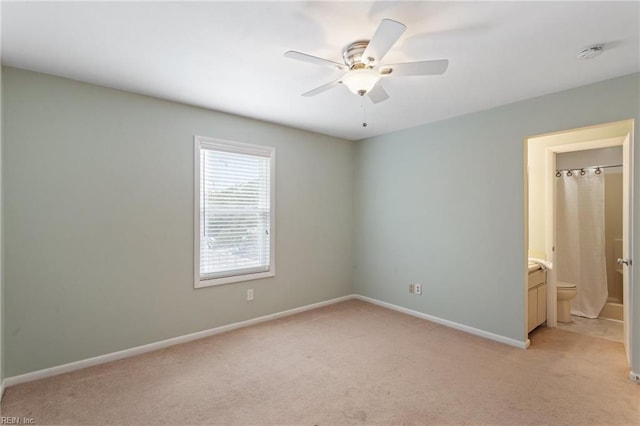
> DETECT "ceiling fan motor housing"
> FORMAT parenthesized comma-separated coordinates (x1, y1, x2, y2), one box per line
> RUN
(343, 40, 374, 68)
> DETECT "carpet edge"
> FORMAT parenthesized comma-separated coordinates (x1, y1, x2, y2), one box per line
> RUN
(3, 294, 357, 389)
(4, 293, 533, 390)
(354, 295, 530, 349)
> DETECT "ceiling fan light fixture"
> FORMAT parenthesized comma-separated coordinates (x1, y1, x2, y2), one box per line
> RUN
(341, 68, 381, 96)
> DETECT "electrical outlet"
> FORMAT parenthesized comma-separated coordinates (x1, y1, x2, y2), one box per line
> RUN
(247, 289, 254, 301)
(415, 284, 422, 295)
(409, 284, 415, 294)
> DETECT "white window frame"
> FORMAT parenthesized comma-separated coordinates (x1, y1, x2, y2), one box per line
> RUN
(194, 135, 276, 288)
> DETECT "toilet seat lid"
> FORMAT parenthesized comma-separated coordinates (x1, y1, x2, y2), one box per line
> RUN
(557, 281, 576, 289)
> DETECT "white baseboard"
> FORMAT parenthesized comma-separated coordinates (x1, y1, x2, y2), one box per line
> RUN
(4, 293, 530, 389)
(4, 294, 355, 388)
(354, 295, 530, 349)
(630, 371, 640, 384)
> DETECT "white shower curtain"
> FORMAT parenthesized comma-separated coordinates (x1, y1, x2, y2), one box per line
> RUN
(556, 170, 608, 318)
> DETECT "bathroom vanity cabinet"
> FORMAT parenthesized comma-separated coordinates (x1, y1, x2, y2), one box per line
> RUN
(527, 268, 547, 333)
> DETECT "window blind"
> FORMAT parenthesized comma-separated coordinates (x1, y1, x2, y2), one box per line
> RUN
(199, 146, 271, 280)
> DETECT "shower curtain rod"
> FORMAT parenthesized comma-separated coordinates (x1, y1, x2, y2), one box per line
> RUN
(555, 164, 622, 176)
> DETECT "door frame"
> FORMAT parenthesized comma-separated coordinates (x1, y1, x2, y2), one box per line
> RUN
(524, 119, 634, 366)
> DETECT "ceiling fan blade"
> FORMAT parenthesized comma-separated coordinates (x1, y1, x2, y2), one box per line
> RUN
(284, 50, 347, 70)
(380, 59, 449, 76)
(367, 84, 389, 104)
(301, 79, 342, 97)
(362, 19, 407, 64)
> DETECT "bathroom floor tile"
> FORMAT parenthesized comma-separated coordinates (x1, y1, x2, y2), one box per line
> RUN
(557, 315, 623, 342)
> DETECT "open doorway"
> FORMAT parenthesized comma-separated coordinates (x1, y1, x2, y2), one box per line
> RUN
(524, 119, 634, 366)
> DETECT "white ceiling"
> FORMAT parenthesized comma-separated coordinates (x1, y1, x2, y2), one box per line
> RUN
(2, 1, 639, 141)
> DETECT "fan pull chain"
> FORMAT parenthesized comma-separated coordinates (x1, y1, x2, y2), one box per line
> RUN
(361, 97, 368, 127)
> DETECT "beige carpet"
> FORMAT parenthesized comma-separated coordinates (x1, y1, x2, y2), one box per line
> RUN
(2, 299, 638, 425)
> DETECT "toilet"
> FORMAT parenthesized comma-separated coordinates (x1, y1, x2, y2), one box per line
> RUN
(557, 281, 577, 323)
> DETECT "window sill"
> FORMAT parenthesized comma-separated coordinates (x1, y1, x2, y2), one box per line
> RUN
(195, 270, 275, 288)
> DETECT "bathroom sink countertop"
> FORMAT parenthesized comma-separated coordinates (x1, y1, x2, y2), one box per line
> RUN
(528, 262, 542, 272)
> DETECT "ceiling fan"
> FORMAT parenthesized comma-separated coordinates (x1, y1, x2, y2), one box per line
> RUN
(284, 18, 449, 104)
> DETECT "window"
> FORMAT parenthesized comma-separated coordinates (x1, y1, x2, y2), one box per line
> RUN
(194, 136, 275, 288)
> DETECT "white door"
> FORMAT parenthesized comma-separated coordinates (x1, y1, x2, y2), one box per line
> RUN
(545, 148, 557, 327)
(621, 132, 633, 364)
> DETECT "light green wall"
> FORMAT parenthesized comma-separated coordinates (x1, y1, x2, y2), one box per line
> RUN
(0, 60, 4, 388)
(2, 67, 355, 377)
(354, 73, 640, 371)
(4, 66, 640, 379)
